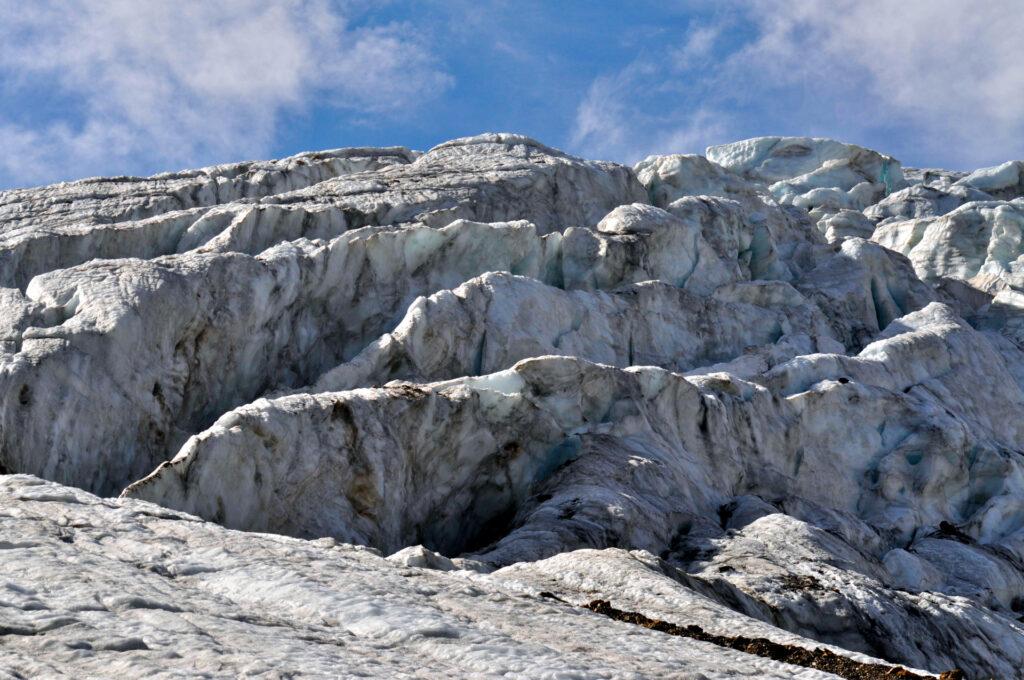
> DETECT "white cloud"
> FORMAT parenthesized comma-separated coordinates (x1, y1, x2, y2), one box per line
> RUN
(569, 1, 1024, 169)
(669, 24, 721, 71)
(736, 0, 1024, 166)
(0, 0, 453, 188)
(570, 61, 727, 164)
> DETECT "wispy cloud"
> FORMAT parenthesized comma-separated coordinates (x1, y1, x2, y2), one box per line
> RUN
(0, 0, 452, 188)
(735, 0, 1024, 167)
(569, 0, 1024, 169)
(569, 60, 728, 164)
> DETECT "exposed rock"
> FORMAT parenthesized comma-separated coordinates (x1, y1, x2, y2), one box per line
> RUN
(579, 598, 957, 680)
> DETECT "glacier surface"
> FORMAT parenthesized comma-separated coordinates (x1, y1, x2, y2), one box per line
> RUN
(2, 132, 1022, 678)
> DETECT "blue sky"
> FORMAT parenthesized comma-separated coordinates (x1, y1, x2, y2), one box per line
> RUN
(1, 0, 1022, 190)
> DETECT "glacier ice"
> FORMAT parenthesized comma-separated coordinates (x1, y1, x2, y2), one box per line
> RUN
(2, 132, 1022, 678)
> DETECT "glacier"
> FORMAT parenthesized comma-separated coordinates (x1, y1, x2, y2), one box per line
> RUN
(2, 132, 1022, 678)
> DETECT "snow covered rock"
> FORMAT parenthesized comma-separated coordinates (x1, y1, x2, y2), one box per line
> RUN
(675, 512, 1024, 677)
(267, 133, 647, 234)
(863, 183, 993, 226)
(0, 208, 772, 495)
(956, 160, 1024, 201)
(815, 209, 876, 242)
(0, 146, 416, 234)
(0, 134, 643, 289)
(708, 135, 901, 188)
(872, 199, 1024, 287)
(311, 273, 840, 393)
(633, 153, 762, 207)
(791, 238, 935, 349)
(123, 303, 1023, 677)
(126, 304, 1024, 556)
(706, 136, 904, 219)
(902, 167, 968, 189)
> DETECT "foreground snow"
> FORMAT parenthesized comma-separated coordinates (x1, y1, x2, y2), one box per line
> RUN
(1, 475, 938, 679)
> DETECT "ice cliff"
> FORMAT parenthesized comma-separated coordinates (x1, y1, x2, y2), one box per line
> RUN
(2, 132, 1022, 678)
